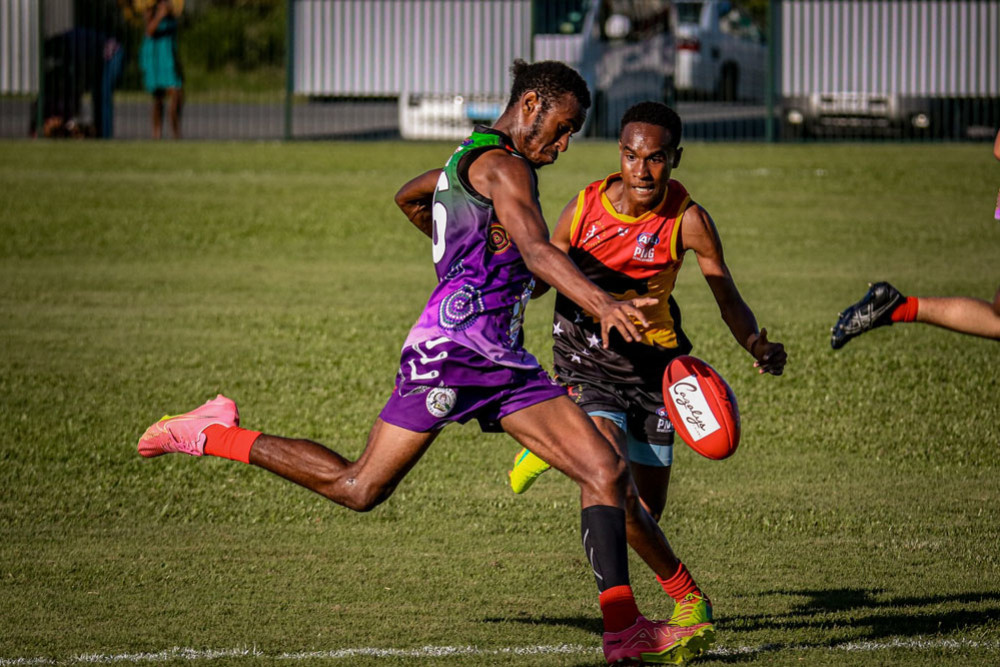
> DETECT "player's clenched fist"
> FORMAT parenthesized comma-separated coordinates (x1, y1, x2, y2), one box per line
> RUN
(749, 328, 786, 375)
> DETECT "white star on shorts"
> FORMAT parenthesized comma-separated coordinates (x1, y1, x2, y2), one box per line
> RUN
(569, 353, 582, 363)
(553, 321, 563, 336)
(586, 333, 601, 347)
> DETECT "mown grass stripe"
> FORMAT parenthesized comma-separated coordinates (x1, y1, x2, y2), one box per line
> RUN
(3, 638, 999, 666)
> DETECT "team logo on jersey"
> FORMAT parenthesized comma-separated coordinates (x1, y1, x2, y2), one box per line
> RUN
(439, 284, 485, 331)
(634, 232, 660, 262)
(582, 223, 602, 245)
(443, 259, 467, 280)
(426, 387, 457, 418)
(656, 406, 675, 434)
(617, 226, 629, 236)
(487, 222, 512, 254)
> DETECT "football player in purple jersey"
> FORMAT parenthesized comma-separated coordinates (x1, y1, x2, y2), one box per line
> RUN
(138, 61, 713, 664)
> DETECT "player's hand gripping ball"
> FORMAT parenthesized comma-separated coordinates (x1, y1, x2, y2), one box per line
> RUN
(662, 355, 740, 460)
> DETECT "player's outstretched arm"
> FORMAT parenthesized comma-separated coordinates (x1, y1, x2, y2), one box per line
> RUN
(472, 151, 653, 346)
(528, 195, 577, 300)
(681, 203, 787, 375)
(394, 168, 443, 238)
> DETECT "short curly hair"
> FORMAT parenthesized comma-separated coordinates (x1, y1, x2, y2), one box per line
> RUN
(620, 101, 682, 148)
(505, 59, 591, 113)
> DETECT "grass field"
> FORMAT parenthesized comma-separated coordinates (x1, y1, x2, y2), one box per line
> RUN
(1, 138, 998, 666)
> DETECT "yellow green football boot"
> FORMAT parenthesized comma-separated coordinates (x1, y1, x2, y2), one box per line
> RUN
(669, 592, 714, 627)
(508, 448, 551, 494)
(662, 592, 716, 662)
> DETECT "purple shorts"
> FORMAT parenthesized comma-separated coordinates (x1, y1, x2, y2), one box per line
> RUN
(379, 337, 564, 433)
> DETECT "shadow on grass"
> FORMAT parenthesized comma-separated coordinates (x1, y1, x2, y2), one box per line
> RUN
(726, 587, 1000, 630)
(481, 614, 604, 636)
(703, 587, 1000, 662)
(485, 589, 1000, 665)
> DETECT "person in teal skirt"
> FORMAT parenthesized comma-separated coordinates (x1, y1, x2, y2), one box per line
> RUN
(140, 0, 183, 139)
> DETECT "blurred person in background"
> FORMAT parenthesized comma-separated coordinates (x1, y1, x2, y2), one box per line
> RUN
(140, 0, 184, 139)
(29, 28, 124, 139)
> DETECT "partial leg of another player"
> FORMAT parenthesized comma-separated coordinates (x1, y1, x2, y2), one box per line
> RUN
(912, 287, 1000, 339)
(630, 460, 670, 521)
(831, 282, 1000, 348)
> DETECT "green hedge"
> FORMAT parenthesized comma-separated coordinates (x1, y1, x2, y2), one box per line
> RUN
(180, 0, 285, 73)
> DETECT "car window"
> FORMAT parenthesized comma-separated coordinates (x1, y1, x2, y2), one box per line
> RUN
(599, 0, 673, 41)
(535, 0, 588, 35)
(675, 2, 703, 25)
(720, 6, 762, 42)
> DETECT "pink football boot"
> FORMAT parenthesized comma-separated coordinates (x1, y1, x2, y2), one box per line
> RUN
(603, 615, 713, 664)
(137, 394, 239, 458)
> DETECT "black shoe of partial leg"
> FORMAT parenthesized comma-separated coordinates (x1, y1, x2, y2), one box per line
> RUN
(830, 282, 905, 350)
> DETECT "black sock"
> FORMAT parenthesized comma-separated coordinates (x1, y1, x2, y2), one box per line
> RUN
(581, 505, 630, 592)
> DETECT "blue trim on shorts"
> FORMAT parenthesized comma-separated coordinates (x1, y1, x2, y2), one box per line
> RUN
(588, 409, 673, 467)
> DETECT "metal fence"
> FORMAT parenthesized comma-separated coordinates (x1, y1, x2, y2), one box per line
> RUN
(1, 0, 997, 142)
(777, 0, 1000, 140)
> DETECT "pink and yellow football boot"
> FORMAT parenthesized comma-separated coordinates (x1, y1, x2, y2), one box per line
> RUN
(603, 615, 714, 664)
(137, 394, 239, 458)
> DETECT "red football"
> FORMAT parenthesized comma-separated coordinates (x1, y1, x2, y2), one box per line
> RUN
(662, 355, 740, 460)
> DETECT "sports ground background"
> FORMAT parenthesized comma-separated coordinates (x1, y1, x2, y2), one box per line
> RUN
(0, 138, 998, 665)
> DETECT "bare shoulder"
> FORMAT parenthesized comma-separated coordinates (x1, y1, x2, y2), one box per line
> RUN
(551, 195, 581, 251)
(467, 149, 533, 200)
(680, 202, 712, 241)
(469, 147, 531, 177)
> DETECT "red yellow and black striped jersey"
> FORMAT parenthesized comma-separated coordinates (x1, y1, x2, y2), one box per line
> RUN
(553, 173, 694, 387)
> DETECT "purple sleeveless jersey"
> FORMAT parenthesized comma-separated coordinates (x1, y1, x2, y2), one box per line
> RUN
(402, 127, 540, 370)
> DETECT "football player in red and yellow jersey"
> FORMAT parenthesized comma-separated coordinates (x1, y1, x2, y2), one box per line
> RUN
(511, 101, 786, 630)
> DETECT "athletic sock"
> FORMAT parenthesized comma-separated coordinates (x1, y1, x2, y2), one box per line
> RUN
(656, 561, 701, 602)
(599, 585, 641, 633)
(581, 505, 637, 631)
(891, 296, 919, 323)
(203, 424, 261, 464)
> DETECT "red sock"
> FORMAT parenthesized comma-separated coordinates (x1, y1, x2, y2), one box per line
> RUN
(656, 562, 701, 602)
(599, 585, 641, 633)
(203, 424, 261, 464)
(891, 296, 919, 323)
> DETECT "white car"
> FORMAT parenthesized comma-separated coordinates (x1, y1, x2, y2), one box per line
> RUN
(534, 0, 677, 137)
(674, 0, 766, 101)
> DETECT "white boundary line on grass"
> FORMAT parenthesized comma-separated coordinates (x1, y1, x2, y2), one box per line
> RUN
(2, 638, 998, 665)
